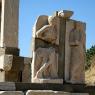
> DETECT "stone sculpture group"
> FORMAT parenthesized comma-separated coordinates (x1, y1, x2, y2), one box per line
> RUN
(32, 10, 86, 84)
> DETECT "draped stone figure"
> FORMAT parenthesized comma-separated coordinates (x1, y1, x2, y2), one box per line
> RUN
(69, 22, 86, 84)
(32, 13, 61, 83)
(33, 47, 58, 79)
(32, 10, 86, 84)
(35, 15, 59, 45)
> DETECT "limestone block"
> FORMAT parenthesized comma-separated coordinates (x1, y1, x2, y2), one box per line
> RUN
(0, 91, 24, 95)
(0, 47, 19, 56)
(26, 90, 89, 95)
(5, 70, 21, 82)
(0, 55, 13, 71)
(22, 57, 32, 82)
(0, 71, 5, 82)
(32, 79, 63, 84)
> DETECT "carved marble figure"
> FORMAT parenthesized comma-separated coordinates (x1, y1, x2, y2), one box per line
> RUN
(32, 14, 59, 82)
(36, 15, 59, 45)
(69, 22, 86, 84)
(33, 47, 58, 79)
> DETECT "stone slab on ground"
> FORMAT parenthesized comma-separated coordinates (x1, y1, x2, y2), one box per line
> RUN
(26, 90, 89, 95)
(0, 91, 24, 95)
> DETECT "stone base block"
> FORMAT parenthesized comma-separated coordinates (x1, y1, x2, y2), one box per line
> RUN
(32, 79, 63, 83)
(0, 91, 24, 95)
(0, 55, 32, 82)
(0, 47, 19, 56)
(26, 90, 89, 95)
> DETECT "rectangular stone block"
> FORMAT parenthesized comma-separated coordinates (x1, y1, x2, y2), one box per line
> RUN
(0, 71, 5, 82)
(0, 47, 19, 56)
(26, 90, 89, 95)
(22, 57, 32, 82)
(32, 79, 63, 84)
(0, 91, 24, 95)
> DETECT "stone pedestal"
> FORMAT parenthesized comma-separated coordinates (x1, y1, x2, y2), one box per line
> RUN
(32, 79, 63, 84)
(26, 90, 89, 95)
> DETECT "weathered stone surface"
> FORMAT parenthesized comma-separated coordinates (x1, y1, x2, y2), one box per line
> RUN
(65, 20, 86, 84)
(32, 13, 60, 83)
(32, 79, 63, 83)
(0, 47, 19, 56)
(0, 55, 13, 71)
(1, 0, 19, 47)
(32, 10, 86, 84)
(5, 71, 21, 82)
(4, 56, 30, 82)
(58, 17, 66, 79)
(22, 58, 32, 82)
(0, 91, 24, 95)
(35, 15, 59, 45)
(0, 54, 32, 82)
(65, 20, 74, 81)
(26, 90, 89, 95)
(0, 83, 95, 93)
(58, 10, 73, 18)
(33, 15, 48, 38)
(32, 47, 58, 80)
(0, 71, 5, 82)
(2, 56, 24, 82)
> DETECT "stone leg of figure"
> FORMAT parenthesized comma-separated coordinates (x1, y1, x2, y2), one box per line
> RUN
(35, 57, 50, 78)
(49, 49, 58, 78)
(32, 48, 48, 78)
(34, 47, 58, 79)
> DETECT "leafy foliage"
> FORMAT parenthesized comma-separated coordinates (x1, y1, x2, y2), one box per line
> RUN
(86, 45, 95, 70)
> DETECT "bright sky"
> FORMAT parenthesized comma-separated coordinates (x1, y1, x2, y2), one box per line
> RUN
(19, 0, 95, 57)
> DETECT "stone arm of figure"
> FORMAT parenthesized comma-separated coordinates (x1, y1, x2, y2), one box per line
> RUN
(36, 25, 50, 38)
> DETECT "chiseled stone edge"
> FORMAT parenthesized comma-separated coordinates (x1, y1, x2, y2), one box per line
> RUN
(26, 90, 68, 95)
(32, 78, 63, 84)
(0, 91, 24, 95)
(0, 82, 16, 91)
(26, 90, 89, 95)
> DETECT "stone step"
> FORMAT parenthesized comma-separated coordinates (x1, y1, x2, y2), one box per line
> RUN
(0, 82, 94, 93)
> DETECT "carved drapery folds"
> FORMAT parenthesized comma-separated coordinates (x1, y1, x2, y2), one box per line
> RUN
(69, 22, 86, 83)
(32, 13, 60, 83)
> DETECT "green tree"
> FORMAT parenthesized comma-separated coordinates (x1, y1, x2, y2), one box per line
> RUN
(86, 45, 95, 70)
